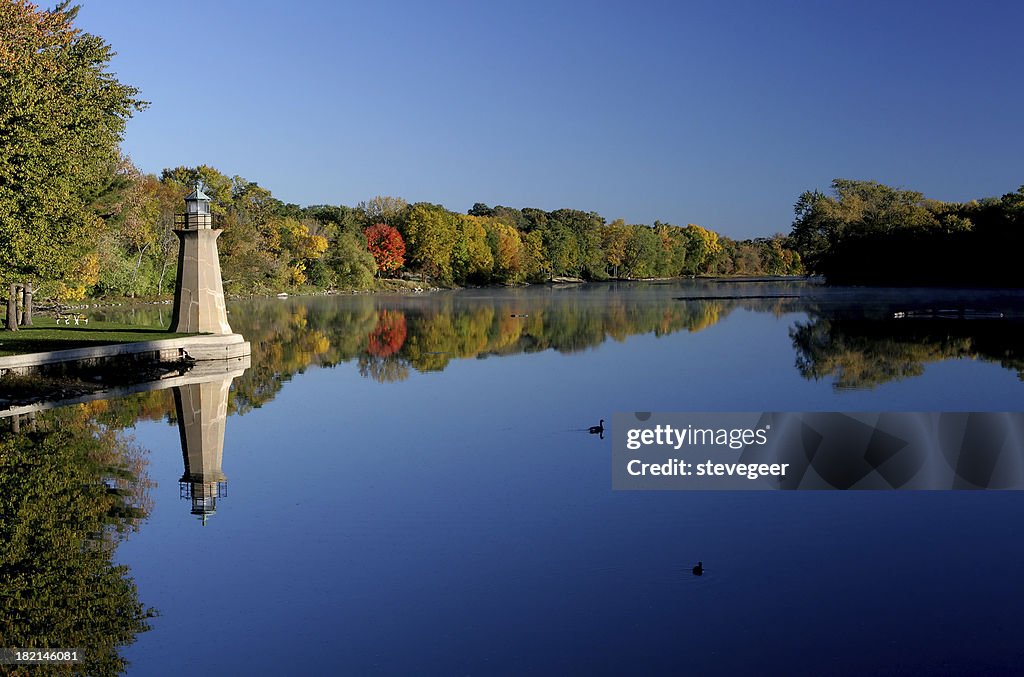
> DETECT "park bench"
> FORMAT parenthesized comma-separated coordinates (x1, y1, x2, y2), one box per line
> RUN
(53, 309, 88, 325)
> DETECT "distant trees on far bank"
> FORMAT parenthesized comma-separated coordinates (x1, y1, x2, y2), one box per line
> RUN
(66, 161, 804, 300)
(789, 179, 1024, 285)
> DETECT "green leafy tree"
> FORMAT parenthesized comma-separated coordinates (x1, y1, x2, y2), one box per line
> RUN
(602, 219, 631, 278)
(304, 204, 366, 235)
(278, 217, 329, 285)
(232, 177, 285, 225)
(550, 209, 606, 279)
(358, 195, 408, 227)
(468, 202, 495, 217)
(521, 230, 548, 281)
(622, 225, 660, 278)
(656, 222, 689, 276)
(401, 203, 458, 283)
(484, 220, 526, 283)
(0, 1, 144, 316)
(454, 215, 493, 283)
(149, 176, 186, 295)
(789, 179, 939, 275)
(539, 221, 579, 277)
(681, 224, 722, 275)
(328, 232, 377, 288)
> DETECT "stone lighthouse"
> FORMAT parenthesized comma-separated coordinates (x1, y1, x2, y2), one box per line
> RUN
(170, 184, 232, 334)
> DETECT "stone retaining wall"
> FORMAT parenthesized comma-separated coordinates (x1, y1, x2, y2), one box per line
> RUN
(0, 334, 251, 377)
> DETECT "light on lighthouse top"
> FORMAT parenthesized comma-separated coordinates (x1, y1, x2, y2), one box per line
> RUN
(179, 182, 213, 230)
(185, 183, 211, 215)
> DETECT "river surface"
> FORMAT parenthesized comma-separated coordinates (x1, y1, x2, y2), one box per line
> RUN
(3, 281, 1024, 675)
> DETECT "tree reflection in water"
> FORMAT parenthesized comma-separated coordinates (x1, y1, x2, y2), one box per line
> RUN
(0, 406, 155, 676)
(92, 285, 1024, 400)
(223, 293, 744, 397)
(792, 311, 1024, 390)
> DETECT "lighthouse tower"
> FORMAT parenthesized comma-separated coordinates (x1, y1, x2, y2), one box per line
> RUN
(170, 184, 232, 334)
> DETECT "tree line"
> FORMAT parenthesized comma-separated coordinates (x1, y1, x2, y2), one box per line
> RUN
(789, 179, 1024, 285)
(24, 159, 808, 302)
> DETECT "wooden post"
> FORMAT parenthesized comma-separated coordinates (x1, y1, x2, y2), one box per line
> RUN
(21, 282, 32, 326)
(5, 283, 18, 332)
(14, 284, 22, 326)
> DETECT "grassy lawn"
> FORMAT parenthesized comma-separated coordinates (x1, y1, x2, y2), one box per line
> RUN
(0, 321, 194, 357)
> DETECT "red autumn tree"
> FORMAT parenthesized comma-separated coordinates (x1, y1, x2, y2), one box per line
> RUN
(367, 310, 408, 358)
(363, 223, 406, 276)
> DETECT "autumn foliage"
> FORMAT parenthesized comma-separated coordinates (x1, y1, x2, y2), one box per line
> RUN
(363, 223, 406, 276)
(367, 310, 407, 358)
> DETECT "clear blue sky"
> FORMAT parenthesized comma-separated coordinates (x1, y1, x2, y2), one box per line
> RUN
(76, 0, 1023, 239)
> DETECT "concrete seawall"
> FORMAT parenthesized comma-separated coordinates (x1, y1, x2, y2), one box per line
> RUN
(0, 353, 251, 419)
(0, 333, 251, 376)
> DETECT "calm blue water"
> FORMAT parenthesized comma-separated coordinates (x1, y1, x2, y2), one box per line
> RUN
(9, 282, 1024, 674)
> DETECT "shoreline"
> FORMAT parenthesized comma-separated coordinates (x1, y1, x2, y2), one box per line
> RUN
(0, 334, 252, 413)
(79, 274, 819, 309)
(26, 276, 1024, 322)
(0, 333, 251, 371)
